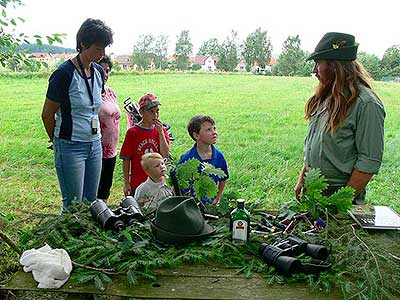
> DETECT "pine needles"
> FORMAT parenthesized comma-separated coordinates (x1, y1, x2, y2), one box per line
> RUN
(16, 201, 400, 300)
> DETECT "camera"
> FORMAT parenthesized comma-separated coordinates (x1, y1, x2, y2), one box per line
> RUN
(90, 197, 144, 231)
(91, 117, 98, 135)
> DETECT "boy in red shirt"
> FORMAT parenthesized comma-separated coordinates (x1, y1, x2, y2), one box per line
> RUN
(120, 93, 170, 196)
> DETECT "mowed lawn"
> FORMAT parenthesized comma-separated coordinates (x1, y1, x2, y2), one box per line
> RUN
(0, 72, 399, 215)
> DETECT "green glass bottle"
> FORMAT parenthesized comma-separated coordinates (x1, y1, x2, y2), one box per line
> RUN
(230, 199, 250, 244)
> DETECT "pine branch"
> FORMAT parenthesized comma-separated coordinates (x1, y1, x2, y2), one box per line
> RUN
(72, 261, 125, 275)
(0, 229, 21, 255)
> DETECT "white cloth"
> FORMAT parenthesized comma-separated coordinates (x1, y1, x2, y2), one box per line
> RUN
(20, 244, 72, 289)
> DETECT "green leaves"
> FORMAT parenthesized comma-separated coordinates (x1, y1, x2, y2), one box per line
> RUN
(193, 175, 218, 200)
(327, 186, 354, 215)
(201, 162, 226, 178)
(284, 168, 354, 218)
(1, 0, 65, 68)
(304, 168, 329, 195)
(175, 158, 200, 190)
(174, 158, 226, 201)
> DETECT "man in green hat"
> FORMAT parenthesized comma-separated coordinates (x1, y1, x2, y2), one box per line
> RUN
(294, 32, 386, 204)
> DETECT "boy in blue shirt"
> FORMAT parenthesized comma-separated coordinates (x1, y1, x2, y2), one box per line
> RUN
(178, 115, 229, 205)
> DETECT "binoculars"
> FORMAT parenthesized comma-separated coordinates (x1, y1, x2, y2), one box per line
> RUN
(259, 235, 331, 275)
(90, 196, 145, 231)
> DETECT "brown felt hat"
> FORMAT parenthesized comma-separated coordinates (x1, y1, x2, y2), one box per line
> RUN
(307, 32, 358, 61)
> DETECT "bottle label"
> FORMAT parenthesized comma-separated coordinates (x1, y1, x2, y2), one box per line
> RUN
(232, 220, 248, 241)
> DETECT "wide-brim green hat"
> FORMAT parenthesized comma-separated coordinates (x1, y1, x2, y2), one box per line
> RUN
(151, 196, 215, 245)
(307, 32, 359, 61)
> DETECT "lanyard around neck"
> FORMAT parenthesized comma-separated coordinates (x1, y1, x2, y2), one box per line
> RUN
(77, 54, 95, 110)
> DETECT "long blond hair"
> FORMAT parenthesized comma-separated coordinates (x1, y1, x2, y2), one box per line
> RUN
(305, 60, 373, 133)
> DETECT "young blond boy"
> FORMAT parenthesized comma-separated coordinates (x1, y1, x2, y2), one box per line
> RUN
(120, 93, 170, 197)
(134, 153, 173, 212)
(178, 115, 229, 205)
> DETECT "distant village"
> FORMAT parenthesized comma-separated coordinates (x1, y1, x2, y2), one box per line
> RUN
(29, 52, 277, 73)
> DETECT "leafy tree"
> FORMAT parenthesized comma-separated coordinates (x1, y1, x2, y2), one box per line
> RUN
(153, 34, 169, 70)
(381, 45, 400, 77)
(191, 63, 201, 71)
(242, 28, 272, 72)
(357, 52, 383, 80)
(131, 34, 155, 70)
(272, 35, 313, 77)
(1, 0, 64, 68)
(197, 38, 220, 56)
(217, 30, 239, 72)
(167, 60, 177, 71)
(174, 30, 193, 70)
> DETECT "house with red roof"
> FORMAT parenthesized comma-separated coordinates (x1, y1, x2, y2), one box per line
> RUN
(189, 56, 218, 71)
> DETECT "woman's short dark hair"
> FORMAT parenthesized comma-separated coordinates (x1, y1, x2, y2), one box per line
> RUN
(187, 115, 215, 141)
(76, 18, 113, 52)
(99, 55, 113, 70)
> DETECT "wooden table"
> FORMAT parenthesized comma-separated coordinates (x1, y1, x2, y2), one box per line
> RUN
(1, 264, 344, 300)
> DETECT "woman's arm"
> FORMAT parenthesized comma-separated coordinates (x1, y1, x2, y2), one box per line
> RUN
(346, 169, 373, 196)
(294, 163, 307, 200)
(41, 98, 60, 142)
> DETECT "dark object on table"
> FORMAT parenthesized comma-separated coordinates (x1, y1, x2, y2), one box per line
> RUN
(151, 196, 215, 245)
(90, 197, 144, 231)
(259, 235, 331, 275)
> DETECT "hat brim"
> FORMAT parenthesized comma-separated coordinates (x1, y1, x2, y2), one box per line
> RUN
(150, 220, 215, 245)
(141, 101, 161, 110)
(307, 45, 358, 61)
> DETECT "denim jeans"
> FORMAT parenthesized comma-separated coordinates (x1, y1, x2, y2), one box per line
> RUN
(54, 137, 102, 212)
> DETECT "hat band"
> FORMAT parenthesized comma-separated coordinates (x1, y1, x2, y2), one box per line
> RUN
(307, 45, 358, 61)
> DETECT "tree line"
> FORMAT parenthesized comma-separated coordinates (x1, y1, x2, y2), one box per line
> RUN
(1, 0, 399, 80)
(130, 29, 400, 80)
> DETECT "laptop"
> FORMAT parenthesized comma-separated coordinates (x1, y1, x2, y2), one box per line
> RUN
(348, 205, 400, 230)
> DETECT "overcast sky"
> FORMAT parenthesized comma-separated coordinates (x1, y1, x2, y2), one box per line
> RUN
(11, 0, 400, 58)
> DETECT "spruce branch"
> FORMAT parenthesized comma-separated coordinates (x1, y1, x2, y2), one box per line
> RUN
(0, 229, 21, 255)
(72, 261, 125, 275)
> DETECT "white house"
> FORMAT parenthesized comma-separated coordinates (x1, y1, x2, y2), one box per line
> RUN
(191, 56, 218, 71)
(114, 55, 132, 70)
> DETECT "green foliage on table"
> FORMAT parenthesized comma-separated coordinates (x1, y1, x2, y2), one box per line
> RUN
(15, 198, 400, 299)
(285, 168, 354, 218)
(18, 202, 268, 291)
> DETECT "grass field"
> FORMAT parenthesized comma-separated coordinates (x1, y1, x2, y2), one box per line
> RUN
(1, 72, 400, 298)
(1, 72, 400, 216)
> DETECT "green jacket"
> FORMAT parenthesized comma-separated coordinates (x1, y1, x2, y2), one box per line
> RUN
(304, 85, 386, 186)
